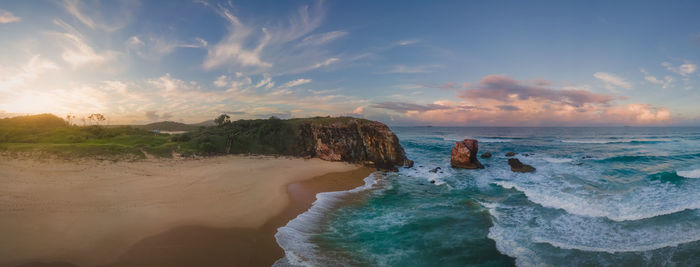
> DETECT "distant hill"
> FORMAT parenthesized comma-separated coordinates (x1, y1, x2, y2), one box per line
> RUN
(190, 120, 216, 127)
(136, 121, 200, 131)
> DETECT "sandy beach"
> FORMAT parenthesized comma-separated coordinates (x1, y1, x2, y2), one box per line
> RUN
(0, 155, 372, 267)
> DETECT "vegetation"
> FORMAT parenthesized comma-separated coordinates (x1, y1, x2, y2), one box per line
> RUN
(0, 114, 177, 160)
(0, 113, 370, 161)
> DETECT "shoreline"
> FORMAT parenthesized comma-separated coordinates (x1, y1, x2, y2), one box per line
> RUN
(0, 155, 372, 267)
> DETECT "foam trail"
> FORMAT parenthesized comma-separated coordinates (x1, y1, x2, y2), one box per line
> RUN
(274, 174, 378, 267)
(494, 181, 700, 221)
(677, 169, 700, 179)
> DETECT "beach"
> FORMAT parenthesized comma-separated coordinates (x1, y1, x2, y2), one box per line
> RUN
(0, 155, 372, 267)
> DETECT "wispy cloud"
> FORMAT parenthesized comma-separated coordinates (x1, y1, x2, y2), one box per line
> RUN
(640, 69, 673, 89)
(0, 9, 20, 24)
(388, 64, 441, 74)
(203, 1, 326, 70)
(593, 72, 632, 90)
(50, 19, 120, 68)
(662, 61, 697, 76)
(61, 0, 133, 31)
(283, 78, 312, 88)
(297, 30, 347, 47)
(127, 35, 207, 59)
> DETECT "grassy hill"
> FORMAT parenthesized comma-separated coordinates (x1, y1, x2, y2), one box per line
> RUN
(0, 114, 177, 160)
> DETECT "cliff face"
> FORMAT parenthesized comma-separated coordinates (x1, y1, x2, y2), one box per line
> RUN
(297, 118, 412, 171)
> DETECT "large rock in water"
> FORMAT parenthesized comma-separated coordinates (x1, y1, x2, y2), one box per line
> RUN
(450, 139, 484, 169)
(508, 158, 536, 173)
(297, 118, 412, 171)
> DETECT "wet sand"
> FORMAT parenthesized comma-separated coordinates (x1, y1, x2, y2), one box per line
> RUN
(0, 156, 372, 267)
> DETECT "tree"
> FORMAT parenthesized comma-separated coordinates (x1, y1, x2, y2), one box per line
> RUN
(87, 113, 106, 125)
(214, 114, 231, 127)
(65, 114, 76, 125)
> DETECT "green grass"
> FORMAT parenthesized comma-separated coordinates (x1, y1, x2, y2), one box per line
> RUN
(0, 113, 369, 161)
(0, 114, 178, 160)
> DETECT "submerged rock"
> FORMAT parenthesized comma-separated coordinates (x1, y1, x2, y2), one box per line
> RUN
(505, 152, 516, 157)
(451, 139, 484, 169)
(481, 152, 492, 158)
(429, 167, 441, 173)
(508, 158, 536, 173)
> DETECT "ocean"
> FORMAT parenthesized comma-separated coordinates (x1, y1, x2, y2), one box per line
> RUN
(275, 127, 700, 266)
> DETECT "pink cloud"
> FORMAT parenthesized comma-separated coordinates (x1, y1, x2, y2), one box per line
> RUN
(369, 75, 673, 126)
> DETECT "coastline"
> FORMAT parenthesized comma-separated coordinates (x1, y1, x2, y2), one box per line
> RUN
(0, 155, 372, 267)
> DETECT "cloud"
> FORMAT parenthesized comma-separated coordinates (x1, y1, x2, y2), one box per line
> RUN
(662, 61, 697, 76)
(641, 69, 673, 89)
(213, 75, 228, 87)
(203, 2, 325, 70)
(370, 101, 451, 113)
(50, 19, 119, 68)
(388, 64, 441, 74)
(497, 105, 520, 111)
(365, 75, 672, 126)
(0, 55, 59, 92)
(283, 78, 311, 88)
(0, 9, 20, 23)
(127, 35, 208, 59)
(145, 110, 173, 122)
(61, 0, 134, 31)
(395, 39, 419, 46)
(593, 72, 632, 90)
(297, 31, 347, 47)
(459, 74, 617, 107)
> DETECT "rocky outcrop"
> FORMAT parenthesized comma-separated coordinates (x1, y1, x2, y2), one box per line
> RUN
(450, 139, 484, 169)
(505, 152, 516, 157)
(481, 152, 492, 158)
(297, 118, 412, 171)
(508, 158, 536, 173)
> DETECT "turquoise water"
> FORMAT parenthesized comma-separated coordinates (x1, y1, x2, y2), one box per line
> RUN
(276, 127, 700, 266)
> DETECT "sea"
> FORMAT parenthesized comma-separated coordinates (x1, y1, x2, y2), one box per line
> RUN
(275, 127, 700, 266)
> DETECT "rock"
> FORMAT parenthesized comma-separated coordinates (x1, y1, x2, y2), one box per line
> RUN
(523, 153, 530, 157)
(582, 155, 593, 159)
(297, 118, 411, 171)
(505, 152, 516, 157)
(508, 158, 536, 173)
(429, 167, 441, 173)
(404, 159, 414, 168)
(451, 139, 484, 169)
(430, 180, 436, 184)
(481, 152, 492, 158)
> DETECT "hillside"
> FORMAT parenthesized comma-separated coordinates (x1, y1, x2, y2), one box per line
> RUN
(0, 114, 411, 170)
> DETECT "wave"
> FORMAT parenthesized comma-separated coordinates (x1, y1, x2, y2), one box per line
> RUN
(677, 169, 700, 179)
(596, 152, 700, 164)
(543, 157, 573, 163)
(493, 181, 700, 221)
(274, 174, 378, 267)
(535, 235, 700, 253)
(561, 138, 674, 144)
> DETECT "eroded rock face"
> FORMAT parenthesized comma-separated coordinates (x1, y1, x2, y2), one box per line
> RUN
(297, 119, 411, 171)
(450, 139, 484, 169)
(508, 158, 536, 173)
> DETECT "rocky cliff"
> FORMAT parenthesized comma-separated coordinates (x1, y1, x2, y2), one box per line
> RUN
(296, 118, 412, 171)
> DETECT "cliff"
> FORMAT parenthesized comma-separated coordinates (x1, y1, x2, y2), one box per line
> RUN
(297, 118, 413, 171)
(182, 116, 412, 171)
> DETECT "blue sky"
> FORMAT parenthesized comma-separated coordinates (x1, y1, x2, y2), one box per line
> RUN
(0, 0, 698, 125)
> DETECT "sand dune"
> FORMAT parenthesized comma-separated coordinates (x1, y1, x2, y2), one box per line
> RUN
(0, 155, 369, 267)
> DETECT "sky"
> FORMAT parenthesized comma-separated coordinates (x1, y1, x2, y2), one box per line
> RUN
(0, 0, 699, 126)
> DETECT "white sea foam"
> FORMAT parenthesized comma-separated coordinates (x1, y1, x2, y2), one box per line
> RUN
(561, 138, 673, 144)
(274, 174, 378, 267)
(677, 169, 700, 179)
(542, 157, 573, 163)
(493, 181, 700, 222)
